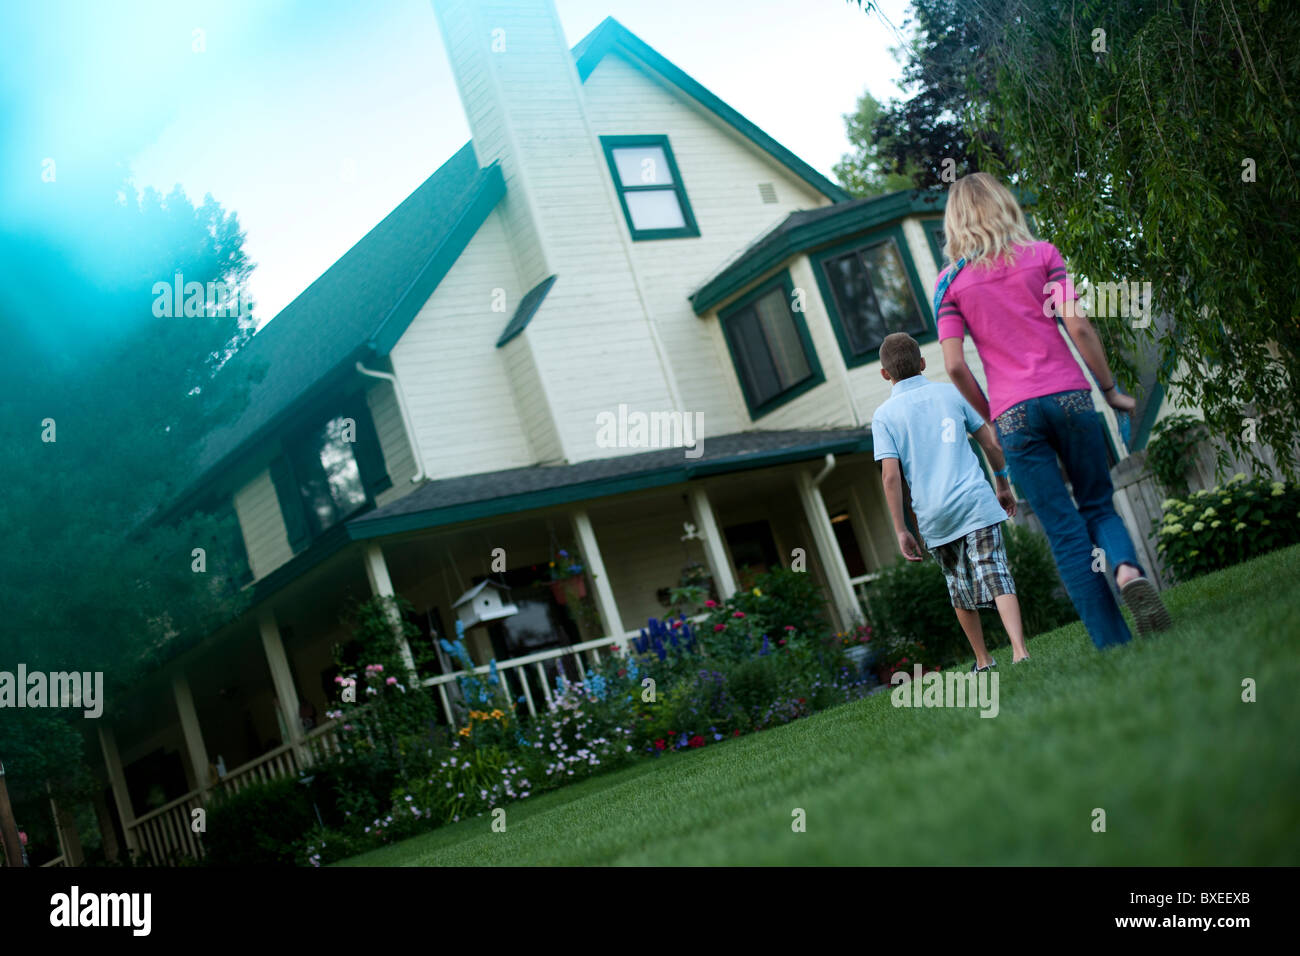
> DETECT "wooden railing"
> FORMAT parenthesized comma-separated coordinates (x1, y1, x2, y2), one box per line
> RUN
(119, 622, 695, 864)
(850, 573, 880, 620)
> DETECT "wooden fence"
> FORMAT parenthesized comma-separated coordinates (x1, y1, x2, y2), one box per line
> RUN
(1014, 439, 1287, 591)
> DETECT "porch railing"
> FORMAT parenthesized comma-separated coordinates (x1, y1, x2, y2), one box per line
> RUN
(120, 629, 648, 864)
(850, 572, 880, 621)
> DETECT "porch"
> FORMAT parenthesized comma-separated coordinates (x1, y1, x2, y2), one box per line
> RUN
(66, 439, 901, 865)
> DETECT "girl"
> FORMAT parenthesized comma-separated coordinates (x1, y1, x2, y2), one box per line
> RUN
(935, 172, 1171, 649)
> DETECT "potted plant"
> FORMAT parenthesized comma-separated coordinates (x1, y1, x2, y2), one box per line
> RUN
(840, 623, 876, 670)
(546, 548, 587, 605)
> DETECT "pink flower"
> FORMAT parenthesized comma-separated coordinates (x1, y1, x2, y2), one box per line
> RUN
(705, 600, 717, 608)
(713, 624, 726, 632)
(732, 611, 746, 619)
(784, 625, 796, 632)
(386, 676, 397, 685)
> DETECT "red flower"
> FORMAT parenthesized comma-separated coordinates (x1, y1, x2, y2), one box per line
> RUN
(713, 624, 726, 632)
(778, 639, 786, 646)
(784, 625, 796, 631)
(688, 735, 705, 748)
(733, 611, 746, 619)
(672, 619, 683, 628)
(654, 739, 666, 750)
(617, 669, 626, 677)
(705, 599, 717, 608)
(733, 729, 741, 736)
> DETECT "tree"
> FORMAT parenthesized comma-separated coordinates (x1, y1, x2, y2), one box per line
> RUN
(0, 178, 261, 806)
(845, 0, 1300, 474)
(833, 90, 919, 197)
(846, 0, 1007, 187)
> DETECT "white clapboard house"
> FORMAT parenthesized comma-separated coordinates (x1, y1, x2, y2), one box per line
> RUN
(69, 0, 1164, 866)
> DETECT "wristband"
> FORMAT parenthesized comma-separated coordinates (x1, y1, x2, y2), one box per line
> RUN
(993, 467, 1010, 478)
(1101, 382, 1117, 392)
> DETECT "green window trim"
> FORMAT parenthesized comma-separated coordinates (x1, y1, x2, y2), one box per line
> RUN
(810, 225, 935, 369)
(717, 270, 825, 420)
(599, 134, 700, 241)
(922, 218, 946, 271)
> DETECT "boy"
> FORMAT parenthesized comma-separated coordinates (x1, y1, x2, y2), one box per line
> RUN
(871, 332, 1030, 669)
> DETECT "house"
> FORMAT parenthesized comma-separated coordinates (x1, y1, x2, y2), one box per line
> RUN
(59, 0, 1166, 866)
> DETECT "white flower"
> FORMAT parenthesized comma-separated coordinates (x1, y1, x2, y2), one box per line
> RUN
(1193, 522, 1205, 531)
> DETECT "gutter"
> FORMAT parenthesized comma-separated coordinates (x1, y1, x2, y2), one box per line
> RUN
(355, 362, 427, 483)
(811, 452, 836, 488)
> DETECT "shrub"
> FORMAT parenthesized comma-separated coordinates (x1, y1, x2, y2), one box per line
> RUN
(865, 524, 1076, 668)
(1145, 414, 1209, 496)
(203, 777, 316, 867)
(1156, 474, 1300, 580)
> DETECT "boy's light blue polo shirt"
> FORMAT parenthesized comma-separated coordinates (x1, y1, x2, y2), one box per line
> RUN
(871, 375, 1007, 548)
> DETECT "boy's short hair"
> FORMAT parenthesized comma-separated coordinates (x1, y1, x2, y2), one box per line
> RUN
(879, 333, 922, 380)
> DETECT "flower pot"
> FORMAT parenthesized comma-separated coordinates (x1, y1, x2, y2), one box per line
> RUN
(549, 575, 586, 605)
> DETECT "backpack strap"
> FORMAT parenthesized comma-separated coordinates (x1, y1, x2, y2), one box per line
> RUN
(932, 257, 967, 320)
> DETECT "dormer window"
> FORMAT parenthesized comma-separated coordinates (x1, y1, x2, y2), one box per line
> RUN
(270, 394, 392, 553)
(600, 135, 700, 240)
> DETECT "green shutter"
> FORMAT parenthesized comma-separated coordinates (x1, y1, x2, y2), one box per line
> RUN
(269, 454, 310, 554)
(349, 394, 392, 498)
(222, 500, 253, 587)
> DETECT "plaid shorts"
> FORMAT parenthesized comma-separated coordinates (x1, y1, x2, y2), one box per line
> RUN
(929, 524, 1017, 610)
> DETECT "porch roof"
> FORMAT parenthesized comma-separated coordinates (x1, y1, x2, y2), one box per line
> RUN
(347, 426, 873, 539)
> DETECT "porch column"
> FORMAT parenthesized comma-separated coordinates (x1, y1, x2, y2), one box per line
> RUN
(570, 508, 623, 642)
(97, 725, 139, 858)
(172, 673, 211, 793)
(687, 485, 737, 599)
(258, 611, 307, 764)
(48, 785, 84, 866)
(362, 541, 419, 676)
(795, 467, 861, 630)
(847, 483, 884, 571)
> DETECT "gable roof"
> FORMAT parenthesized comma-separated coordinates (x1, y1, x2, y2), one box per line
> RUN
(184, 16, 846, 503)
(186, 145, 505, 493)
(573, 18, 850, 205)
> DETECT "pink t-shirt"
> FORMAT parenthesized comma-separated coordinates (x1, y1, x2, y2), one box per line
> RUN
(935, 240, 1090, 421)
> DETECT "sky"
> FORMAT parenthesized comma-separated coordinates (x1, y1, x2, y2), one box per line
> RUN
(3, 0, 914, 329)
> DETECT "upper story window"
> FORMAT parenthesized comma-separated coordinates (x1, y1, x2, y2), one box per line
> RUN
(270, 393, 392, 554)
(293, 416, 369, 534)
(812, 228, 930, 367)
(600, 135, 700, 241)
(719, 271, 824, 419)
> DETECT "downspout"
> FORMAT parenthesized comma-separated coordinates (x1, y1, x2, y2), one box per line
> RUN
(812, 453, 836, 488)
(355, 361, 427, 483)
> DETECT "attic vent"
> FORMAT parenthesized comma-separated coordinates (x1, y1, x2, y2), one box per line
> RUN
(758, 182, 778, 204)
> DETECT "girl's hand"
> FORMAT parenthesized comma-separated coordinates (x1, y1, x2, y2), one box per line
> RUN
(1106, 390, 1136, 413)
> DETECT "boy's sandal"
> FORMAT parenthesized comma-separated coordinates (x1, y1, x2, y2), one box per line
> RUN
(1013, 655, 1031, 663)
(971, 657, 997, 673)
(1120, 576, 1173, 637)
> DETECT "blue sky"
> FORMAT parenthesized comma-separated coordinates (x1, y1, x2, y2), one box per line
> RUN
(4, 0, 912, 328)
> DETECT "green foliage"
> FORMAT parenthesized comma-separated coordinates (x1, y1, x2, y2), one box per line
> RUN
(204, 778, 316, 867)
(696, 566, 830, 665)
(968, 0, 1300, 477)
(0, 179, 257, 801)
(1145, 414, 1209, 496)
(1156, 474, 1300, 581)
(833, 89, 924, 197)
(865, 524, 1076, 668)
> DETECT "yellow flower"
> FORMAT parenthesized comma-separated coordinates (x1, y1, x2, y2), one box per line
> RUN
(752, 588, 762, 597)
(491, 709, 505, 719)
(458, 726, 471, 737)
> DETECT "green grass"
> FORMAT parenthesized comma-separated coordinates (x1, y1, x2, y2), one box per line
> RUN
(339, 545, 1300, 866)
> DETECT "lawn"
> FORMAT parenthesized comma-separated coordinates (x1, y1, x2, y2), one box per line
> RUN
(339, 544, 1300, 866)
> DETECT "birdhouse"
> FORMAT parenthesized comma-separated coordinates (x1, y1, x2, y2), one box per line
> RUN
(452, 579, 519, 629)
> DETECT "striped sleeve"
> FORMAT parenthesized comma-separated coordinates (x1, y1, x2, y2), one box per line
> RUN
(1044, 242, 1077, 305)
(935, 270, 965, 340)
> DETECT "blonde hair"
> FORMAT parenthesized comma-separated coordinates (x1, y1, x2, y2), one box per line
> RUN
(942, 172, 1036, 268)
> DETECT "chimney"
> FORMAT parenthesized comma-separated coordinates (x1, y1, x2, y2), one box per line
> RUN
(431, 0, 681, 461)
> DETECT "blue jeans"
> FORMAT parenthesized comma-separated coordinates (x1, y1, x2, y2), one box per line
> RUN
(994, 390, 1141, 650)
